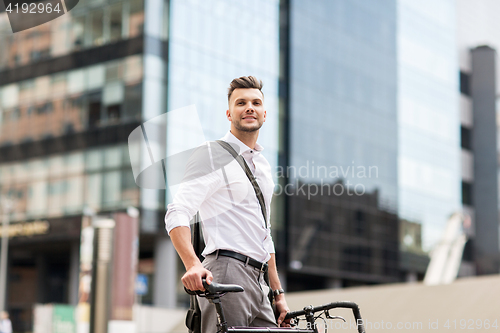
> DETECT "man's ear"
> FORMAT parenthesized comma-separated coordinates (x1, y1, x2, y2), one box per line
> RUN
(226, 109, 232, 121)
(263, 110, 267, 122)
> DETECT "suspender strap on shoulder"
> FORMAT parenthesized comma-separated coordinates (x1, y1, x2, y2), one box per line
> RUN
(215, 140, 268, 228)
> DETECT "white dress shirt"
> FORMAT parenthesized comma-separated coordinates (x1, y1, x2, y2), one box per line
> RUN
(0, 318, 12, 333)
(165, 131, 275, 262)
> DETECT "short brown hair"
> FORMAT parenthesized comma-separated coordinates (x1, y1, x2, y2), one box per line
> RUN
(227, 76, 264, 101)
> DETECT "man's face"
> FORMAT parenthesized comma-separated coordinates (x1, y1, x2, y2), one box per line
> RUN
(226, 88, 266, 132)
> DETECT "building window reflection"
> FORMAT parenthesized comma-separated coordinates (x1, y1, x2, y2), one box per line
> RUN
(129, 0, 144, 37)
(110, 3, 124, 42)
(0, 144, 143, 221)
(91, 10, 105, 46)
(72, 16, 86, 49)
(462, 181, 473, 206)
(0, 0, 145, 70)
(0, 55, 143, 146)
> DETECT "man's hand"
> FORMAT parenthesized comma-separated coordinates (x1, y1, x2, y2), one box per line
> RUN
(182, 263, 213, 291)
(170, 227, 213, 291)
(275, 294, 291, 327)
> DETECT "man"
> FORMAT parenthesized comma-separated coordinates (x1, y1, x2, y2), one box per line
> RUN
(165, 76, 289, 330)
(0, 311, 12, 333)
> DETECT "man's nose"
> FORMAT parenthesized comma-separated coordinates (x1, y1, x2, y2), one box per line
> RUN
(245, 103, 255, 112)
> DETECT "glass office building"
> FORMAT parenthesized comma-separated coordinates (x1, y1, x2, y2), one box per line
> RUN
(284, 0, 400, 289)
(397, 0, 461, 251)
(0, 0, 161, 329)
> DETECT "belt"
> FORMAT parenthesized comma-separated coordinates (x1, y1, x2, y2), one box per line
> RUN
(212, 249, 268, 272)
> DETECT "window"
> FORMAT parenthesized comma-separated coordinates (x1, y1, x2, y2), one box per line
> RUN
(462, 181, 473, 206)
(88, 91, 102, 128)
(31, 51, 41, 61)
(129, 0, 144, 37)
(461, 125, 472, 150)
(11, 107, 21, 120)
(123, 83, 142, 120)
(91, 10, 104, 46)
(106, 104, 121, 123)
(103, 171, 121, 206)
(109, 3, 123, 42)
(354, 210, 365, 235)
(460, 71, 471, 96)
(72, 16, 85, 49)
(37, 102, 53, 114)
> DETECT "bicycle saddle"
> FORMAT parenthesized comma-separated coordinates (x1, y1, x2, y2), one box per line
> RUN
(185, 279, 244, 295)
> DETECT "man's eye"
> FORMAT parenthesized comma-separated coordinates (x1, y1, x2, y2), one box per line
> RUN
(254, 102, 261, 105)
(238, 102, 244, 105)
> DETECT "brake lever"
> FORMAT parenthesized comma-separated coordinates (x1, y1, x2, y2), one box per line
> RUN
(325, 310, 346, 322)
(290, 318, 299, 327)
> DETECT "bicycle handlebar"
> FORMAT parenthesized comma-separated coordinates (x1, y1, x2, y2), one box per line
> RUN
(185, 280, 365, 333)
(285, 301, 366, 333)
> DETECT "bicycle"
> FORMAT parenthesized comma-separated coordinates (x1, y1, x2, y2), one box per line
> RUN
(185, 279, 367, 333)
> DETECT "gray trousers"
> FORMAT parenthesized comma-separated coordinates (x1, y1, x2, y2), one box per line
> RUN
(199, 254, 277, 333)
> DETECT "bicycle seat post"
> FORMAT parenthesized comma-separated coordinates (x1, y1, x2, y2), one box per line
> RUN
(184, 280, 243, 333)
(206, 295, 228, 333)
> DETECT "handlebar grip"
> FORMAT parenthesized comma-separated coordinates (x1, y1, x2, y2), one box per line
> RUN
(285, 309, 303, 320)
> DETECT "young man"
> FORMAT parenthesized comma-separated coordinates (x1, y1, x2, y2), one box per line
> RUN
(165, 76, 289, 330)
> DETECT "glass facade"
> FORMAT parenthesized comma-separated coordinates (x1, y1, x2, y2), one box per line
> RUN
(0, 55, 143, 144)
(289, 0, 398, 209)
(286, 0, 399, 287)
(397, 0, 461, 250)
(0, 0, 152, 326)
(0, 144, 141, 221)
(167, 0, 280, 178)
(0, 0, 145, 70)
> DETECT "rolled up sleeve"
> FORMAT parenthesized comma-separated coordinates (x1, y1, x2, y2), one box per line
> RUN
(165, 169, 221, 235)
(164, 206, 193, 234)
(263, 227, 276, 254)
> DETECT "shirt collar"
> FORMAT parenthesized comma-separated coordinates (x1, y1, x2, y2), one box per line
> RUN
(222, 131, 264, 155)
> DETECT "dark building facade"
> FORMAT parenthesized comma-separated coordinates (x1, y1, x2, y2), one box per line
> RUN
(286, 180, 400, 290)
(458, 46, 500, 276)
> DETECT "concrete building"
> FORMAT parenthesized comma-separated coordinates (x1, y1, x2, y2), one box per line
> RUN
(457, 0, 500, 276)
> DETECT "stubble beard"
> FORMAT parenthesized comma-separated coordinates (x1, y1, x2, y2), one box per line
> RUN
(233, 118, 263, 132)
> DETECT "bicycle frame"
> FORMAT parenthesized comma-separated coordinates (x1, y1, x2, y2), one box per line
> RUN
(205, 292, 365, 333)
(186, 280, 366, 333)
(204, 293, 315, 333)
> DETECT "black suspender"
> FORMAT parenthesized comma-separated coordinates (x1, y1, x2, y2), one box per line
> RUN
(215, 140, 268, 229)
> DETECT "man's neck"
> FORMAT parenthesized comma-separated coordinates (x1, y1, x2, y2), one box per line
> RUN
(230, 127, 259, 149)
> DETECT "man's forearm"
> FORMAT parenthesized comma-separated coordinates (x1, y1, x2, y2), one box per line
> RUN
(267, 253, 283, 291)
(170, 226, 213, 290)
(268, 253, 290, 326)
(169, 226, 202, 270)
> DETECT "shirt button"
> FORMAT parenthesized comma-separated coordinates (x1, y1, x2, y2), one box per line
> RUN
(250, 150, 253, 153)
